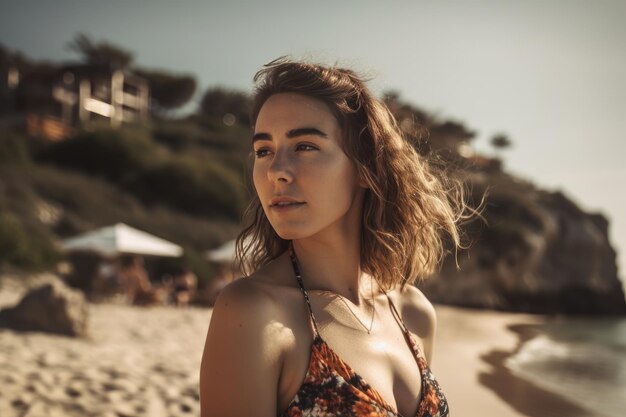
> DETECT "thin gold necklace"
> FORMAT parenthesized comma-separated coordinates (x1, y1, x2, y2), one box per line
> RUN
(319, 276, 377, 334)
(290, 244, 378, 335)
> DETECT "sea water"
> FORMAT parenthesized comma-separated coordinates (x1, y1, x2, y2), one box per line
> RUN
(505, 317, 626, 417)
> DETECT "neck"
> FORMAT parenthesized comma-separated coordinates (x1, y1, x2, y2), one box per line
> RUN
(286, 184, 382, 305)
(290, 238, 382, 306)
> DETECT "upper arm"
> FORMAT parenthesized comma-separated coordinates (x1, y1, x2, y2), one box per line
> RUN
(199, 279, 286, 417)
(402, 286, 437, 365)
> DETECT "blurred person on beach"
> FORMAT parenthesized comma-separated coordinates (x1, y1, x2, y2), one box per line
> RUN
(172, 266, 198, 307)
(118, 254, 166, 306)
(200, 57, 474, 416)
(92, 256, 124, 300)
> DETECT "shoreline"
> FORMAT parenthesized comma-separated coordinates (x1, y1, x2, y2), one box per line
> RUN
(432, 305, 598, 417)
(478, 322, 594, 417)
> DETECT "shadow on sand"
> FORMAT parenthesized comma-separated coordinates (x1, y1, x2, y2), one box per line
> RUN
(478, 323, 594, 417)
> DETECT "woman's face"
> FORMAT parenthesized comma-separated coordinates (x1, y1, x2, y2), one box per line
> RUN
(252, 92, 366, 241)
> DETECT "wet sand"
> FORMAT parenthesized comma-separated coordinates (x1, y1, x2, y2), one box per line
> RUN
(0, 275, 597, 417)
(433, 305, 596, 417)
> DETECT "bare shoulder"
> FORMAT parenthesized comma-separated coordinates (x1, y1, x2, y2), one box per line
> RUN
(207, 275, 290, 351)
(216, 273, 282, 312)
(399, 285, 437, 330)
(395, 284, 438, 363)
(214, 250, 295, 307)
(200, 276, 290, 417)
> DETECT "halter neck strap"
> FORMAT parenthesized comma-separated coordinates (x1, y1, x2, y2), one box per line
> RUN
(288, 245, 322, 340)
(288, 244, 414, 345)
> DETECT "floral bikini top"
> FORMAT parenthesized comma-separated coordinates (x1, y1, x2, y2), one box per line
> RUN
(281, 249, 450, 417)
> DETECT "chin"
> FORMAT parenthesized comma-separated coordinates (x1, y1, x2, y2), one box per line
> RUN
(270, 222, 316, 241)
(273, 228, 308, 241)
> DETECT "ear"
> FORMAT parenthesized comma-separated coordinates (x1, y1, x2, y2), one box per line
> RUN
(358, 176, 369, 189)
(355, 165, 369, 189)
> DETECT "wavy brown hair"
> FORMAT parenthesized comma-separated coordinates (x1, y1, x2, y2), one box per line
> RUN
(235, 57, 481, 290)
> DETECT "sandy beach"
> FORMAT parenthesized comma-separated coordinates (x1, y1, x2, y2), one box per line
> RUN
(0, 275, 601, 417)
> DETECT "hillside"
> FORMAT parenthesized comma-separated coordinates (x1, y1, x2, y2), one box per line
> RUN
(0, 91, 624, 314)
(0, 117, 248, 285)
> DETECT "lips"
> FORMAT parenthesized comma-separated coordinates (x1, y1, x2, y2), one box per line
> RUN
(269, 197, 306, 207)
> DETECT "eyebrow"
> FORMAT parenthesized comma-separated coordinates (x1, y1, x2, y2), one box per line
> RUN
(252, 127, 328, 144)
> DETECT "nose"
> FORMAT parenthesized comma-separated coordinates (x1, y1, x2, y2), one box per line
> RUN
(267, 148, 293, 184)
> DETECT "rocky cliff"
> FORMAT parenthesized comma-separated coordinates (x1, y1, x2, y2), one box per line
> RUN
(420, 170, 626, 315)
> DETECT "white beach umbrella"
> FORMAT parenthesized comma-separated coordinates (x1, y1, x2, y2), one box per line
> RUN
(205, 239, 236, 263)
(61, 223, 183, 257)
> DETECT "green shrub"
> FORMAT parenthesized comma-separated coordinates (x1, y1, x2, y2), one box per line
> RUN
(152, 119, 251, 169)
(130, 157, 246, 220)
(36, 127, 158, 182)
(13, 164, 238, 251)
(36, 126, 247, 220)
(0, 211, 59, 270)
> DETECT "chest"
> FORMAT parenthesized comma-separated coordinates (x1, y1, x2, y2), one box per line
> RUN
(277, 298, 425, 416)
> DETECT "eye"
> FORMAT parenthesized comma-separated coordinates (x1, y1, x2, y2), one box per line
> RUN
(296, 143, 318, 152)
(254, 148, 271, 158)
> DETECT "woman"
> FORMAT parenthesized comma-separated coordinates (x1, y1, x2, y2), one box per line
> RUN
(200, 57, 473, 416)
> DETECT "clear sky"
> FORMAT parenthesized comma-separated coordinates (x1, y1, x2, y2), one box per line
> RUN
(2, 0, 625, 284)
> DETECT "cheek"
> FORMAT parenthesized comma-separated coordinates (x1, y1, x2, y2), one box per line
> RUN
(314, 158, 360, 202)
(252, 165, 269, 207)
(252, 163, 264, 191)
(333, 157, 360, 190)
